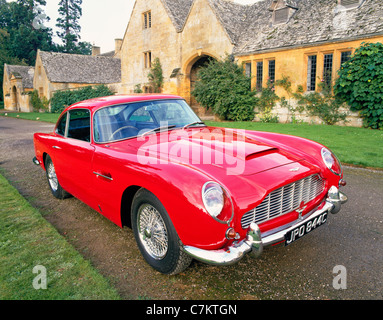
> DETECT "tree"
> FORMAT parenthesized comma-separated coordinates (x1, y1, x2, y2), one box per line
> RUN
(0, 29, 26, 102)
(0, 0, 54, 101)
(1, 0, 55, 64)
(147, 57, 164, 93)
(335, 42, 383, 129)
(56, 0, 91, 54)
(192, 55, 256, 121)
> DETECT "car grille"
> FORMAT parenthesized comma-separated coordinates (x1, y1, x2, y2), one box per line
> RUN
(241, 174, 325, 229)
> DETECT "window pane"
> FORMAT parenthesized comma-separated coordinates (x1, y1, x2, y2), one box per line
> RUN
(245, 62, 251, 78)
(256, 61, 263, 92)
(307, 55, 317, 91)
(67, 109, 90, 142)
(268, 60, 275, 86)
(341, 51, 352, 65)
(56, 113, 67, 136)
(323, 54, 333, 85)
(94, 100, 201, 143)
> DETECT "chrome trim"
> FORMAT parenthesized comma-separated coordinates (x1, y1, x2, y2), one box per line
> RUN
(241, 174, 325, 229)
(183, 187, 348, 266)
(93, 171, 113, 181)
(183, 223, 262, 266)
(202, 181, 234, 225)
(32, 157, 40, 165)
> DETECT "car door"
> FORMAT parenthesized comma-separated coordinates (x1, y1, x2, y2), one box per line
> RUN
(54, 108, 97, 209)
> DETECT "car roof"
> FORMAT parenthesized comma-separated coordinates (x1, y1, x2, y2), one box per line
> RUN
(65, 94, 185, 113)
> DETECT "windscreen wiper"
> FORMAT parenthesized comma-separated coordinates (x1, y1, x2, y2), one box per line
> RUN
(140, 125, 177, 137)
(183, 121, 206, 130)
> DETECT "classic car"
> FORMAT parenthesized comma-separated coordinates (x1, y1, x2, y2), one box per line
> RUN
(33, 94, 348, 275)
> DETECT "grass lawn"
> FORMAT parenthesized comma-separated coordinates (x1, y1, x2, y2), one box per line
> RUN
(0, 173, 121, 300)
(0, 111, 59, 123)
(206, 121, 383, 169)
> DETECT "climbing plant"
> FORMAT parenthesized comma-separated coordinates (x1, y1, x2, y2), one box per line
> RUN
(334, 42, 383, 129)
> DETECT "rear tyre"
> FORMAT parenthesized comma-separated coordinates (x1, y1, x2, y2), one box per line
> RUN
(45, 155, 71, 199)
(131, 189, 192, 275)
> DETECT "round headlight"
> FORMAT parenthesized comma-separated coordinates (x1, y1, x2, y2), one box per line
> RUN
(321, 147, 342, 176)
(202, 182, 224, 219)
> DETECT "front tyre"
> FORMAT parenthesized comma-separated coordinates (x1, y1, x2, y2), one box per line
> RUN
(45, 155, 71, 199)
(131, 189, 192, 275)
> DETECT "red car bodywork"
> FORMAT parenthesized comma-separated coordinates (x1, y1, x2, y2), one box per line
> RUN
(33, 94, 347, 273)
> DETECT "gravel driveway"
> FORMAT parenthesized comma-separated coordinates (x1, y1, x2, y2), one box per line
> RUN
(1, 116, 382, 300)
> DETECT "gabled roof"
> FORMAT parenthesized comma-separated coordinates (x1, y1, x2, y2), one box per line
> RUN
(38, 51, 121, 84)
(5, 64, 35, 89)
(159, 0, 383, 54)
(161, 0, 194, 32)
(234, 0, 383, 55)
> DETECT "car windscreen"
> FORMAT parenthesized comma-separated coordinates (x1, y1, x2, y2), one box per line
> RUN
(93, 99, 202, 143)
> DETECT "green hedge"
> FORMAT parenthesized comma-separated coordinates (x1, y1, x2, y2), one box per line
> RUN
(50, 85, 114, 114)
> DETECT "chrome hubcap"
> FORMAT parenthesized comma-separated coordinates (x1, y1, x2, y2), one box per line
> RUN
(137, 204, 168, 260)
(47, 162, 58, 192)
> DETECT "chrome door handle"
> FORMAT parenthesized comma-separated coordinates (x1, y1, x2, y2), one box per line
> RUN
(52, 146, 61, 149)
(93, 171, 113, 181)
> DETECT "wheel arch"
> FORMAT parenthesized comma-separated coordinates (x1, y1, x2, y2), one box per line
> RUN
(120, 185, 142, 228)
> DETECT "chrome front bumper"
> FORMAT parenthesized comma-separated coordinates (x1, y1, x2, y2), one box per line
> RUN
(183, 187, 348, 266)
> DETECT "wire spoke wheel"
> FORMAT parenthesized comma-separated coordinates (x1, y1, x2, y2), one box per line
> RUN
(47, 161, 58, 192)
(137, 204, 168, 260)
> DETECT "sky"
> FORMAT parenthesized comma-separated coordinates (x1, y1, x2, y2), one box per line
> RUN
(6, 0, 261, 53)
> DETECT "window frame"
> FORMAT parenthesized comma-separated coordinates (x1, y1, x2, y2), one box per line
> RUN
(55, 108, 91, 143)
(268, 59, 276, 86)
(144, 51, 152, 69)
(340, 50, 352, 66)
(323, 52, 334, 86)
(143, 11, 152, 29)
(256, 61, 263, 92)
(306, 54, 317, 92)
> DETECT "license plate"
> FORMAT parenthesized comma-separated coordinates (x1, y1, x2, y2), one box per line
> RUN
(285, 212, 328, 246)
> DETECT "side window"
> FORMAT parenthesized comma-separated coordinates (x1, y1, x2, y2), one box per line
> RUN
(67, 109, 91, 142)
(56, 113, 67, 136)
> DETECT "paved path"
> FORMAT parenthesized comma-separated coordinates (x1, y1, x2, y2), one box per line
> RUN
(0, 116, 382, 299)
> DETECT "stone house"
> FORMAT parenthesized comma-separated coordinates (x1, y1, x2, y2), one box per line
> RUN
(33, 50, 121, 104)
(119, 0, 383, 125)
(3, 64, 35, 112)
(2, 49, 121, 112)
(3, 0, 383, 126)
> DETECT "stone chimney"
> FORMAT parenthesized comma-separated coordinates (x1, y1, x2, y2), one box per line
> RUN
(92, 46, 101, 56)
(115, 39, 123, 53)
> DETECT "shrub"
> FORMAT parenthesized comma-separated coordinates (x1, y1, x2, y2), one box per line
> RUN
(147, 57, 164, 93)
(30, 90, 49, 112)
(295, 80, 348, 125)
(192, 55, 256, 121)
(334, 42, 383, 129)
(256, 80, 280, 123)
(50, 85, 114, 114)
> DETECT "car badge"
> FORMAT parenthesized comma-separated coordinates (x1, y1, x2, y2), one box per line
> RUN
(289, 167, 300, 172)
(297, 205, 307, 219)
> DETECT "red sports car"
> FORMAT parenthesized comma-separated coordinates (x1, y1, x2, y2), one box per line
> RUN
(33, 94, 348, 275)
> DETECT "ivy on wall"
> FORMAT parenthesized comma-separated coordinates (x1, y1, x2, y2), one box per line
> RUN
(335, 42, 383, 129)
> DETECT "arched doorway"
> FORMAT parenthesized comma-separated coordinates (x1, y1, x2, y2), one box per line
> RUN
(189, 55, 215, 117)
(12, 86, 18, 111)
